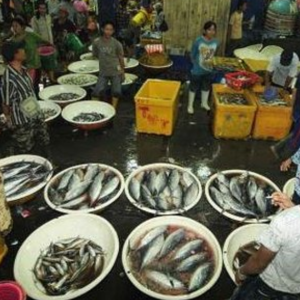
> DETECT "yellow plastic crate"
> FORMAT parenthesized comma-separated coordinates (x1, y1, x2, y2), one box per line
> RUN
(252, 85, 293, 141)
(212, 84, 257, 139)
(135, 79, 181, 136)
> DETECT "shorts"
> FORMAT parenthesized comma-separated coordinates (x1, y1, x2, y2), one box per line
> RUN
(230, 276, 300, 300)
(189, 73, 212, 93)
(93, 74, 122, 98)
(8, 119, 50, 155)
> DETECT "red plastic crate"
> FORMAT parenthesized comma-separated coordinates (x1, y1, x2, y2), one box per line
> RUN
(225, 71, 260, 90)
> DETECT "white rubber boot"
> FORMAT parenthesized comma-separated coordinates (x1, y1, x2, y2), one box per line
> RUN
(201, 90, 210, 111)
(187, 91, 195, 114)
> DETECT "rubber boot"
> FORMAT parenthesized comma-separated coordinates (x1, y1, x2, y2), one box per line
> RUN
(201, 90, 210, 111)
(112, 97, 119, 109)
(187, 91, 195, 114)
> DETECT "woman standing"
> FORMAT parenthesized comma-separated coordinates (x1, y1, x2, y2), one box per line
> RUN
(11, 16, 50, 93)
(31, 1, 53, 44)
(188, 21, 219, 114)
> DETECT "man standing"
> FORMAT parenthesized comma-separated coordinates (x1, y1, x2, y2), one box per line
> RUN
(266, 50, 299, 91)
(1, 41, 50, 156)
(92, 21, 125, 109)
(230, 192, 300, 300)
(227, 0, 247, 57)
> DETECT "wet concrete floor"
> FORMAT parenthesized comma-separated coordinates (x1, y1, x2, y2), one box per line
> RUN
(0, 85, 294, 300)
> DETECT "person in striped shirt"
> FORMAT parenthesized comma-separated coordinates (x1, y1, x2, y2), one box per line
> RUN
(1, 41, 50, 156)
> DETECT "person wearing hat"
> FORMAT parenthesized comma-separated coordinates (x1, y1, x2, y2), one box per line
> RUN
(266, 50, 299, 91)
(1, 41, 50, 156)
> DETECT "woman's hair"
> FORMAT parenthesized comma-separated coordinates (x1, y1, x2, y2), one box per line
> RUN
(101, 20, 115, 29)
(35, 1, 48, 19)
(203, 21, 217, 31)
(12, 15, 27, 28)
(238, 0, 247, 9)
(1, 41, 25, 63)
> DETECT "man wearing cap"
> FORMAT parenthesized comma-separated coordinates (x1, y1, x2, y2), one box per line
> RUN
(1, 41, 50, 156)
(266, 50, 299, 91)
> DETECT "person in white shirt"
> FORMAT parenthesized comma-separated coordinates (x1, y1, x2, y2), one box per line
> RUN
(266, 50, 299, 91)
(231, 192, 300, 300)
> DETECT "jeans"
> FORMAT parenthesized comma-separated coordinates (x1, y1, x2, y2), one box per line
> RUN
(231, 276, 300, 300)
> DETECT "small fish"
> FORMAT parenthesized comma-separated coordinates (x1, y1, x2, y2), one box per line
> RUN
(189, 262, 211, 292)
(84, 165, 99, 182)
(129, 177, 141, 201)
(255, 187, 267, 216)
(183, 183, 198, 207)
(168, 169, 180, 191)
(57, 170, 75, 191)
(64, 181, 91, 202)
(89, 172, 105, 205)
(99, 176, 120, 199)
(155, 171, 168, 195)
(172, 185, 183, 208)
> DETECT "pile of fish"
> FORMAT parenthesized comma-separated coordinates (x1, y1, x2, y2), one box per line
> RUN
(42, 108, 57, 120)
(49, 93, 80, 101)
(128, 168, 200, 213)
(1, 161, 51, 199)
(233, 241, 260, 271)
(256, 93, 288, 107)
(218, 94, 248, 106)
(72, 112, 105, 123)
(209, 172, 277, 219)
(76, 66, 98, 73)
(128, 225, 214, 295)
(33, 237, 105, 295)
(61, 75, 97, 86)
(48, 164, 121, 210)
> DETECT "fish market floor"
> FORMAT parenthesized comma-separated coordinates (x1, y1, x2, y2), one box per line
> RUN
(0, 95, 293, 300)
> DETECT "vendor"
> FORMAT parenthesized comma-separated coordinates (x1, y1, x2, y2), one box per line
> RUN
(1, 41, 50, 156)
(188, 21, 219, 114)
(265, 50, 299, 91)
(230, 192, 300, 300)
(11, 15, 50, 93)
(92, 21, 125, 109)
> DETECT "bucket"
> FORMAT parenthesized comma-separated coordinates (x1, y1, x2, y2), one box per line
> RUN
(131, 8, 149, 27)
(38, 46, 57, 71)
(65, 33, 85, 55)
(0, 281, 26, 300)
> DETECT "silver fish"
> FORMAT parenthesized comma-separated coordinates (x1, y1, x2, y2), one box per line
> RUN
(68, 173, 82, 191)
(89, 172, 105, 205)
(155, 171, 168, 195)
(168, 169, 180, 191)
(217, 172, 230, 187)
(172, 185, 183, 208)
(177, 252, 208, 272)
(247, 177, 258, 202)
(189, 262, 211, 292)
(64, 181, 91, 202)
(141, 184, 157, 209)
(183, 183, 198, 207)
(58, 170, 75, 191)
(129, 177, 141, 201)
(141, 234, 164, 269)
(145, 270, 185, 290)
(173, 239, 203, 261)
(84, 165, 99, 182)
(147, 171, 157, 195)
(99, 176, 120, 199)
(182, 172, 194, 187)
(255, 187, 267, 216)
(60, 194, 88, 209)
(210, 186, 231, 210)
(136, 226, 167, 250)
(2, 163, 31, 180)
(159, 228, 185, 258)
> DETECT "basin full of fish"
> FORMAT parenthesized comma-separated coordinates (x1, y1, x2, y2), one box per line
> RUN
(256, 93, 288, 107)
(33, 237, 105, 296)
(72, 112, 106, 123)
(218, 93, 248, 106)
(58, 74, 98, 87)
(45, 164, 124, 213)
(126, 164, 202, 215)
(233, 241, 260, 272)
(1, 158, 52, 202)
(42, 108, 57, 120)
(125, 225, 215, 297)
(206, 171, 280, 222)
(49, 93, 81, 101)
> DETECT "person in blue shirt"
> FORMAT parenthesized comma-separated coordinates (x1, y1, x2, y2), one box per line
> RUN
(188, 21, 219, 114)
